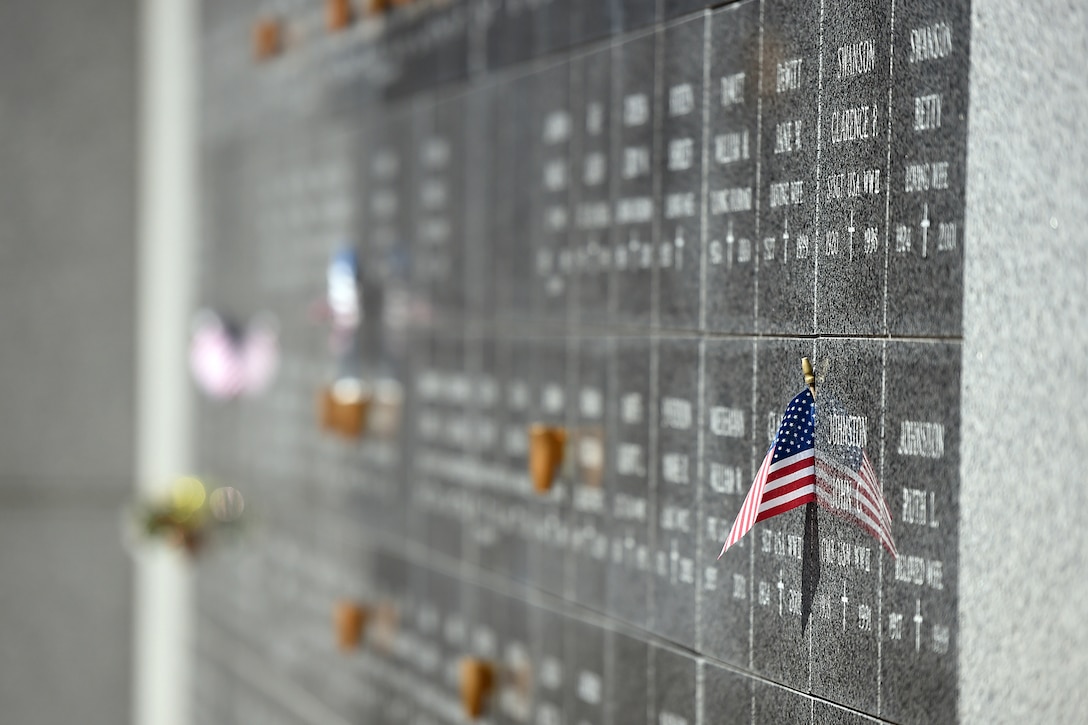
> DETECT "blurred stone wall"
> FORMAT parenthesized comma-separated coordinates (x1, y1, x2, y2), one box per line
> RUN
(0, 2, 137, 723)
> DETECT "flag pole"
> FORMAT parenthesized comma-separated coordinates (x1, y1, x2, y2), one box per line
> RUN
(801, 357, 817, 399)
(800, 356, 820, 634)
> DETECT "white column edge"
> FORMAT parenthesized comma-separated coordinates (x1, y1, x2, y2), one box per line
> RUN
(134, 1, 198, 724)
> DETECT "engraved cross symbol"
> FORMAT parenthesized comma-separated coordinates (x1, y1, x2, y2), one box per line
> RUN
(913, 599, 924, 653)
(777, 570, 784, 617)
(726, 220, 735, 270)
(920, 203, 931, 259)
(841, 582, 849, 632)
(847, 209, 856, 261)
(782, 217, 790, 264)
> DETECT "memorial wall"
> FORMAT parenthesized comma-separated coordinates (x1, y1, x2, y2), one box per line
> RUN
(191, 1, 997, 723)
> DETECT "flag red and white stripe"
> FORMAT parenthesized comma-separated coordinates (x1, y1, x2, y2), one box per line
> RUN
(718, 444, 816, 558)
(815, 450, 897, 557)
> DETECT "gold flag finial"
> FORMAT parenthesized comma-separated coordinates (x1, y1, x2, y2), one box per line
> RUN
(801, 357, 817, 398)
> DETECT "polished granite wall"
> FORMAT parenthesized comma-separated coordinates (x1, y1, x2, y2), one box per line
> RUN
(192, 1, 1085, 723)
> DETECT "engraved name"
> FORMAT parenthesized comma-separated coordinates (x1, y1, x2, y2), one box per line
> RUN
(898, 420, 945, 458)
(715, 130, 751, 164)
(621, 392, 643, 424)
(617, 443, 646, 477)
(667, 137, 695, 171)
(709, 463, 743, 494)
(838, 38, 876, 79)
(669, 83, 695, 116)
(580, 387, 603, 418)
(665, 193, 696, 219)
(543, 159, 567, 191)
(583, 152, 606, 186)
(660, 503, 692, 531)
(830, 104, 879, 143)
(623, 93, 650, 126)
(710, 406, 745, 437)
(576, 201, 610, 229)
(827, 413, 868, 447)
(615, 197, 654, 223)
(623, 146, 651, 179)
(776, 59, 803, 92)
(662, 453, 690, 484)
(721, 72, 746, 106)
(661, 397, 693, 429)
(543, 111, 571, 144)
(902, 487, 940, 528)
(775, 119, 803, 153)
(909, 22, 953, 63)
(914, 93, 942, 131)
(577, 671, 602, 705)
(586, 102, 605, 135)
(614, 492, 647, 520)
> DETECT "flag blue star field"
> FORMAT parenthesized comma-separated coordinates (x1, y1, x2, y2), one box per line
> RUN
(719, 389, 897, 558)
(719, 389, 817, 557)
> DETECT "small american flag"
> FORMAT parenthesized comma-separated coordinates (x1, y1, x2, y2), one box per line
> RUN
(718, 388, 898, 558)
(719, 389, 817, 557)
